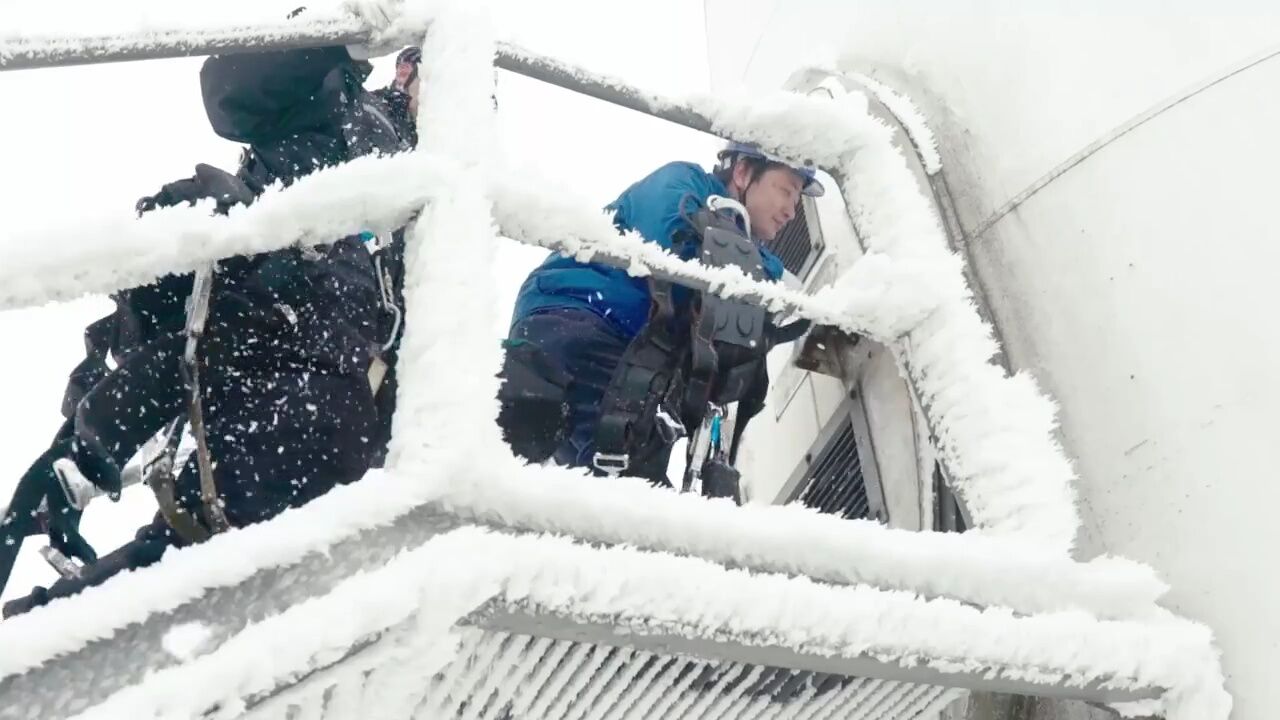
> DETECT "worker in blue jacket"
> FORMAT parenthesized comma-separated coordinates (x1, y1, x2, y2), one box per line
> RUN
(500, 142, 824, 483)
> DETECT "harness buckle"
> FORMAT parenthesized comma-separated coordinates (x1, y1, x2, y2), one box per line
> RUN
(654, 407, 686, 444)
(592, 452, 631, 475)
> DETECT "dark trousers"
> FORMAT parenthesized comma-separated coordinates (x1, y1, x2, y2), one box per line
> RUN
(75, 334, 378, 526)
(3, 334, 377, 617)
(508, 309, 673, 485)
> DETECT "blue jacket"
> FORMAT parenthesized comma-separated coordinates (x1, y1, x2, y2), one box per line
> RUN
(511, 161, 785, 338)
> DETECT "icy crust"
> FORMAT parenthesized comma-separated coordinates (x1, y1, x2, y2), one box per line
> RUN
(492, 175, 948, 338)
(438, 459, 1163, 621)
(0, 467, 1163, 686)
(66, 527, 1229, 720)
(0, 154, 869, 330)
(0, 469, 425, 682)
(0, 70, 1079, 553)
(0, 151, 442, 312)
(384, 118, 1161, 631)
(846, 72, 943, 175)
(0, 3, 365, 63)
(385, 5, 505, 467)
(67, 532, 491, 720)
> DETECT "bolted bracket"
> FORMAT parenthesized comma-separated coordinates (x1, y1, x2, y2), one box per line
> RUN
(793, 324, 862, 379)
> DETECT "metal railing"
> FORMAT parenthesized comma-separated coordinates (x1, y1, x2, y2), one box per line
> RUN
(0, 12, 1203, 720)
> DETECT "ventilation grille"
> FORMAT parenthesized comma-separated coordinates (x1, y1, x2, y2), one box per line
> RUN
(257, 628, 961, 720)
(798, 416, 870, 520)
(761, 201, 816, 277)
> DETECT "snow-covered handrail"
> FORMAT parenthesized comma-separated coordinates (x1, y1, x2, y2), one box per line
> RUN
(51, 528, 1223, 720)
(2, 10, 1080, 548)
(0, 9, 371, 70)
(0, 117, 1075, 555)
(0, 9, 715, 139)
(0, 469, 1162, 684)
(429, 42, 1083, 550)
(0, 156, 919, 341)
(0, 152, 437, 312)
(844, 73, 943, 175)
(429, 457, 1165, 620)
(0, 153, 1070, 552)
(5, 521, 1215, 718)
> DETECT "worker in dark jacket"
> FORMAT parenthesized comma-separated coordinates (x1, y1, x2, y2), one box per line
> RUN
(1, 45, 422, 616)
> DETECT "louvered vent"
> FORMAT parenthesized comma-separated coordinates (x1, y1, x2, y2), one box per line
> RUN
(797, 416, 870, 520)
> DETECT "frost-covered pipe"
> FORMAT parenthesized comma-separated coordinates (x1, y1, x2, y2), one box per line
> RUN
(0, 14, 716, 142)
(386, 8, 505, 469)
(493, 44, 716, 136)
(0, 13, 369, 70)
(0, 153, 881, 336)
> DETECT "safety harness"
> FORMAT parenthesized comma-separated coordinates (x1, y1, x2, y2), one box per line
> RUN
(589, 198, 810, 496)
(0, 158, 406, 597)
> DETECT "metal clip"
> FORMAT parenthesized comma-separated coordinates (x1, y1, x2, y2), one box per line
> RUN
(374, 254, 403, 352)
(39, 546, 82, 580)
(592, 452, 630, 475)
(274, 303, 299, 328)
(708, 195, 752, 238)
(654, 407, 687, 444)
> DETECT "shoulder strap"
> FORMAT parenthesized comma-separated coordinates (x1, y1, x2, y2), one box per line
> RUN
(591, 278, 688, 475)
(590, 206, 782, 477)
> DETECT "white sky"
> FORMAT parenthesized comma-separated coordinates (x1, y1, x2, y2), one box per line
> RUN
(0, 0, 725, 601)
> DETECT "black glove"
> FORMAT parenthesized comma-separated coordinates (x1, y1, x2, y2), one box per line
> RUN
(43, 495, 96, 566)
(136, 163, 258, 217)
(766, 317, 812, 348)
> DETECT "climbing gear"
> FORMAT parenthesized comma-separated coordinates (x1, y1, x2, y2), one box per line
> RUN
(591, 202, 782, 486)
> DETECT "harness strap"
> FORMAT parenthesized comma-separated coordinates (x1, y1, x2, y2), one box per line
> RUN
(590, 205, 787, 478)
(684, 299, 723, 419)
(145, 418, 212, 545)
(591, 279, 687, 474)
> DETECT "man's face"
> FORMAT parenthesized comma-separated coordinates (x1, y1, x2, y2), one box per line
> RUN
(405, 73, 421, 119)
(395, 61, 421, 119)
(733, 162, 803, 242)
(394, 61, 416, 90)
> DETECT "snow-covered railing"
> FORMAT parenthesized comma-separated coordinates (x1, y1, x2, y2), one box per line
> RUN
(2, 5, 1076, 551)
(0, 5, 1230, 720)
(0, 71, 1070, 552)
(13, 527, 1208, 720)
(0, 12, 365, 69)
(842, 73, 943, 175)
(0, 468, 1169, 682)
(0, 155, 906, 335)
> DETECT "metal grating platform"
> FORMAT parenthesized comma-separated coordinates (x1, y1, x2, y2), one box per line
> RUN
(249, 628, 963, 720)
